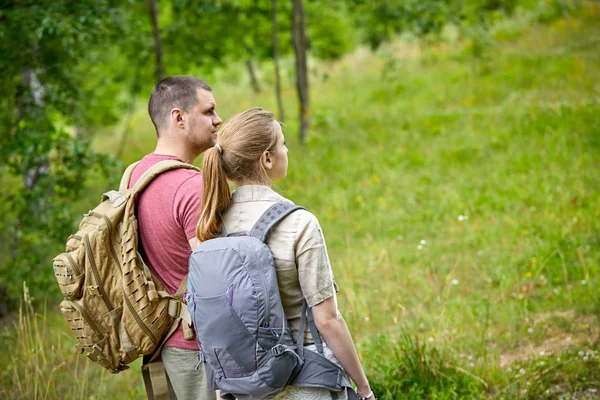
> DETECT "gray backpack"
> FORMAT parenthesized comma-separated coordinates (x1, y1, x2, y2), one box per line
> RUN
(187, 202, 358, 400)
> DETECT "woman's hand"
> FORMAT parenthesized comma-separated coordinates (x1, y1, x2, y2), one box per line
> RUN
(357, 387, 374, 399)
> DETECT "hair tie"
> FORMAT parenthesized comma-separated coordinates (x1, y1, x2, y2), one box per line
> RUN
(215, 143, 223, 154)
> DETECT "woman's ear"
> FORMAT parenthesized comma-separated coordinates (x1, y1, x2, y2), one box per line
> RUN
(261, 150, 273, 170)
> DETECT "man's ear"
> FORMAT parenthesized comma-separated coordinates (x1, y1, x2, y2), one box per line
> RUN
(171, 108, 184, 128)
(261, 150, 273, 170)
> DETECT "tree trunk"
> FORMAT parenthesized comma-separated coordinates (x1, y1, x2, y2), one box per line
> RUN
(19, 68, 49, 191)
(147, 0, 165, 81)
(244, 45, 262, 94)
(15, 66, 49, 262)
(291, 0, 309, 143)
(272, 0, 285, 122)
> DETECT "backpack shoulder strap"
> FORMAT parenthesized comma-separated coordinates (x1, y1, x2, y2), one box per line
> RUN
(119, 161, 141, 192)
(250, 202, 305, 242)
(132, 160, 201, 195)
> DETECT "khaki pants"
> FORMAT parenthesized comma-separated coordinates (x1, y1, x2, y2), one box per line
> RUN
(161, 347, 217, 400)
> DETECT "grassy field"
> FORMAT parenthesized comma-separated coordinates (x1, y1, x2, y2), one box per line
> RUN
(1, 3, 599, 399)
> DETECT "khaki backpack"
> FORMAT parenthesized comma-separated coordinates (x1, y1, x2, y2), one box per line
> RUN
(53, 160, 199, 379)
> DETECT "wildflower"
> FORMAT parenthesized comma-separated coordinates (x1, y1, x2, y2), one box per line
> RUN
(417, 245, 423, 250)
(581, 280, 587, 285)
(539, 351, 545, 356)
(364, 316, 370, 322)
(428, 337, 434, 343)
(451, 279, 460, 285)
(458, 215, 468, 221)
(519, 368, 526, 375)
(420, 239, 427, 245)
(527, 327, 534, 334)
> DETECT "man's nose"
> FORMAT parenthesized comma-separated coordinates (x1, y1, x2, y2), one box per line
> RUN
(214, 113, 222, 126)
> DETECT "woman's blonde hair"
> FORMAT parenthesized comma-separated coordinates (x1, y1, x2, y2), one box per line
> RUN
(196, 107, 282, 242)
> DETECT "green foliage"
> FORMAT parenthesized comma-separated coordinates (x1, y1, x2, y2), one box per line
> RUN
(306, 2, 357, 60)
(0, 1, 125, 305)
(348, 0, 450, 49)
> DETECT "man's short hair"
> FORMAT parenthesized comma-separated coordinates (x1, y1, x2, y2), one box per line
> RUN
(148, 76, 212, 134)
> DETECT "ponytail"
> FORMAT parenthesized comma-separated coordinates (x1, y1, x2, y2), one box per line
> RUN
(196, 108, 282, 242)
(196, 146, 231, 242)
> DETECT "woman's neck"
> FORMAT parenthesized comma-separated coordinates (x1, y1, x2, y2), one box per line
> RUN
(237, 180, 269, 187)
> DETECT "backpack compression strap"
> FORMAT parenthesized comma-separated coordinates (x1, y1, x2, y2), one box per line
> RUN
(249, 202, 305, 242)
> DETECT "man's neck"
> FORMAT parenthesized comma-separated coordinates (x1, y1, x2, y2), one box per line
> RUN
(153, 139, 199, 164)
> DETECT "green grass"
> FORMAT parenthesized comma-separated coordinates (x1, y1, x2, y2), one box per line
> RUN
(2, 3, 600, 399)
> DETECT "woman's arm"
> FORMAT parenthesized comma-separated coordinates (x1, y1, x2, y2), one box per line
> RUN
(311, 297, 372, 399)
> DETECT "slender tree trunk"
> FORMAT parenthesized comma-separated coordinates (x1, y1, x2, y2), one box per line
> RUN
(147, 0, 165, 81)
(272, 0, 285, 122)
(19, 68, 49, 191)
(15, 66, 49, 262)
(291, 0, 309, 143)
(244, 45, 262, 94)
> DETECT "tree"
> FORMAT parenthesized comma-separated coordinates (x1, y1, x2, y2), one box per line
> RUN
(272, 0, 285, 122)
(147, 0, 165, 81)
(0, 1, 126, 304)
(292, 0, 310, 143)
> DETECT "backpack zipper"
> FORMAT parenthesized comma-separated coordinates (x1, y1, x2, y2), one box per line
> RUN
(63, 253, 81, 277)
(84, 234, 115, 311)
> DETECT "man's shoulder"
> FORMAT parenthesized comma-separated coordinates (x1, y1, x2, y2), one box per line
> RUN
(131, 154, 201, 187)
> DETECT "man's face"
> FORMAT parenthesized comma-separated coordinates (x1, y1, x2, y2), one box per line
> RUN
(184, 89, 222, 153)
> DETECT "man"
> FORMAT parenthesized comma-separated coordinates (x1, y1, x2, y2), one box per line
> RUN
(128, 76, 222, 399)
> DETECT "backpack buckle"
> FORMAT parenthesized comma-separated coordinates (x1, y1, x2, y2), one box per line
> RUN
(87, 286, 101, 296)
(270, 344, 284, 357)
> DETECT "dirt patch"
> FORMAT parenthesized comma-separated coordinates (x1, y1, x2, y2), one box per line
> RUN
(500, 311, 599, 367)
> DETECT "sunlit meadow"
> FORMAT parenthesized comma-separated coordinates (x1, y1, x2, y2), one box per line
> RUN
(1, 3, 599, 399)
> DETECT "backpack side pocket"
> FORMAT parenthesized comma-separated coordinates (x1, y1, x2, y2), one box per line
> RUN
(53, 252, 85, 299)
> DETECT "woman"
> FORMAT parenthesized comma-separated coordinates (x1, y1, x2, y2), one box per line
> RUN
(196, 108, 374, 400)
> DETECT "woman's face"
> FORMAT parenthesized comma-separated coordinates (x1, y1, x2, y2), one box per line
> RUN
(267, 128, 288, 182)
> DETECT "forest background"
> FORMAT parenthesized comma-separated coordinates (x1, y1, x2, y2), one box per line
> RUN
(0, 0, 598, 398)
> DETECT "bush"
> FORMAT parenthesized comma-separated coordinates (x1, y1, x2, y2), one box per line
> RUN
(364, 333, 484, 399)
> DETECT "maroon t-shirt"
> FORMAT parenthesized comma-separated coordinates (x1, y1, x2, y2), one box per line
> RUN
(129, 153, 201, 350)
